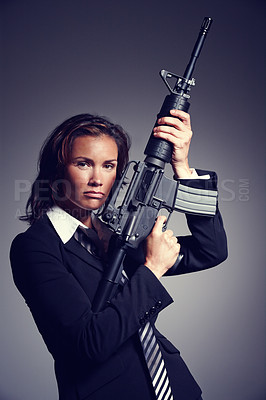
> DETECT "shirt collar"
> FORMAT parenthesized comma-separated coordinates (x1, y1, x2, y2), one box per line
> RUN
(46, 206, 89, 244)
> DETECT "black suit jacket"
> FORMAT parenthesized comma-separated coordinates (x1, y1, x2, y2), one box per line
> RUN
(10, 171, 227, 400)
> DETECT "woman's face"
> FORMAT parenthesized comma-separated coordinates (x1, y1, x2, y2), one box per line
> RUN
(61, 135, 118, 217)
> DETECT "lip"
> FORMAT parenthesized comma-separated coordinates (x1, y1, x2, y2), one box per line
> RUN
(83, 191, 105, 199)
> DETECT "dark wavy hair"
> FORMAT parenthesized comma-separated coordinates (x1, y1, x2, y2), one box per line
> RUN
(20, 113, 131, 224)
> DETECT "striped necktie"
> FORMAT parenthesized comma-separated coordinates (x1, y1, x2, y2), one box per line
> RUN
(74, 226, 103, 257)
(121, 271, 173, 400)
(139, 321, 173, 400)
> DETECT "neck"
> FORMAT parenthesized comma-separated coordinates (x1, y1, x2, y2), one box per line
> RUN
(56, 201, 92, 228)
(75, 211, 92, 228)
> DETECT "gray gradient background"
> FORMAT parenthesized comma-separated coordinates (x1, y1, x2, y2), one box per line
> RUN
(1, 0, 265, 399)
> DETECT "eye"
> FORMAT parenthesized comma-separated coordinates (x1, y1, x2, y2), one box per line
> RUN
(104, 163, 116, 170)
(76, 161, 91, 169)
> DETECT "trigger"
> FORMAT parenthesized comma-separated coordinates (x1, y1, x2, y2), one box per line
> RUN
(162, 212, 172, 231)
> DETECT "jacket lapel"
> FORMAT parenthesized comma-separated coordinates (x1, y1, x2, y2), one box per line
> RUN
(64, 236, 105, 273)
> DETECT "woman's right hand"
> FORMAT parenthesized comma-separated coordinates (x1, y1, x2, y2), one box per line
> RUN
(144, 215, 180, 279)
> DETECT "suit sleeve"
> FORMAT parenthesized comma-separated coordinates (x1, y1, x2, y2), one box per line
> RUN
(10, 226, 173, 364)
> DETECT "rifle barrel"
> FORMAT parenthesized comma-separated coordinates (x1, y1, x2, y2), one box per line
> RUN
(176, 17, 213, 91)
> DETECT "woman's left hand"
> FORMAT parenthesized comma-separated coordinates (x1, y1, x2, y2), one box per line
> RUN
(153, 109, 193, 179)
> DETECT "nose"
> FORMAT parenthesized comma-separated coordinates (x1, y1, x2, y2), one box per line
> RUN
(88, 167, 103, 186)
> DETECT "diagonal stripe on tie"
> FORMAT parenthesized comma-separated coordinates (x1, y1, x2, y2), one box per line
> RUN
(142, 323, 154, 350)
(74, 228, 97, 255)
(139, 321, 173, 400)
(145, 335, 157, 361)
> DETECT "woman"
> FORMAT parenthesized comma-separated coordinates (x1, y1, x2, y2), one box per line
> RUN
(10, 110, 227, 400)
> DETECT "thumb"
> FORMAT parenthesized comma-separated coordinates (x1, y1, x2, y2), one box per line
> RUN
(153, 215, 167, 233)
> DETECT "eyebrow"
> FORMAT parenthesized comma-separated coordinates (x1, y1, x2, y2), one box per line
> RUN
(72, 157, 118, 163)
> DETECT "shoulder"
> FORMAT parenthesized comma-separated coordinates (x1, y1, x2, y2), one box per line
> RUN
(10, 215, 69, 297)
(10, 214, 61, 259)
(10, 215, 67, 285)
(13, 214, 57, 238)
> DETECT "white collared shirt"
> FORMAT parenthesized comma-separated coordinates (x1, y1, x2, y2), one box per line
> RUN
(189, 169, 210, 180)
(47, 206, 89, 244)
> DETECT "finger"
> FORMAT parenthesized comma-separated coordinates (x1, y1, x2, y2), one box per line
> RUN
(153, 130, 189, 149)
(169, 235, 178, 247)
(164, 229, 174, 238)
(175, 242, 181, 253)
(154, 125, 191, 140)
(153, 215, 167, 233)
(157, 116, 187, 131)
(172, 236, 180, 248)
(170, 109, 191, 127)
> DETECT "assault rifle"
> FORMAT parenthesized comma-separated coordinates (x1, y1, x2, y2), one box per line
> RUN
(92, 17, 213, 312)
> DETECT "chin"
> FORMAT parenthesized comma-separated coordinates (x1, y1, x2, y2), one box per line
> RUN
(83, 200, 106, 210)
